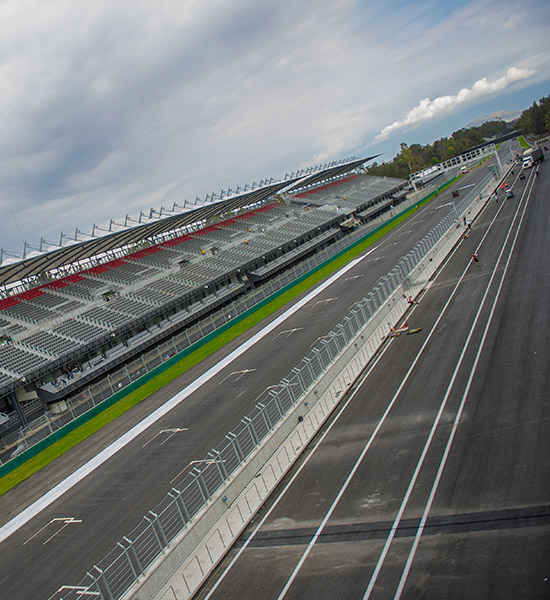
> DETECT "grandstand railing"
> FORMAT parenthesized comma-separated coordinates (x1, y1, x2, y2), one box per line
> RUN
(47, 172, 496, 600)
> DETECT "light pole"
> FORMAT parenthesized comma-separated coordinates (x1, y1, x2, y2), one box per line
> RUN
(492, 143, 503, 174)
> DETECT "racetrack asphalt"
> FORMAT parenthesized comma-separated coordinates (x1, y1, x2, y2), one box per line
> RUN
(2, 141, 547, 600)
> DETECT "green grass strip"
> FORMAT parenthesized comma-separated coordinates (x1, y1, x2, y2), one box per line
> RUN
(518, 136, 530, 149)
(0, 188, 443, 495)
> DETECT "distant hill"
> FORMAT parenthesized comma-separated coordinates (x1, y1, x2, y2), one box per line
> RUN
(466, 110, 522, 128)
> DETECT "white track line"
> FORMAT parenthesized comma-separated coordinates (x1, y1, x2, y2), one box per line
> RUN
(274, 233, 485, 598)
(275, 253, 473, 599)
(363, 166, 536, 599)
(393, 164, 536, 599)
(0, 246, 380, 544)
(275, 172, 521, 599)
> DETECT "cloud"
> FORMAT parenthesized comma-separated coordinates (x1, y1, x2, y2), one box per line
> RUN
(0, 0, 548, 255)
(0, 0, 374, 248)
(376, 66, 536, 140)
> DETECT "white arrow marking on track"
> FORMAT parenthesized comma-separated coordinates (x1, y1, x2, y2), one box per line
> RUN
(23, 517, 82, 546)
(218, 368, 256, 384)
(272, 327, 304, 340)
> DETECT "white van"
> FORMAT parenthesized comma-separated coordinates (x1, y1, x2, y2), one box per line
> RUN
(522, 147, 544, 169)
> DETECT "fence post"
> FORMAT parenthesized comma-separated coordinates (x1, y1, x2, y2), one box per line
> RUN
(321, 338, 335, 364)
(330, 329, 343, 353)
(170, 487, 191, 523)
(20, 427, 30, 449)
(145, 510, 168, 551)
(227, 432, 244, 462)
(117, 538, 140, 581)
(291, 367, 306, 395)
(281, 377, 296, 403)
(257, 403, 272, 431)
(342, 317, 354, 342)
(267, 390, 284, 419)
(208, 449, 229, 481)
(350, 309, 362, 332)
(45, 413, 54, 435)
(106, 375, 116, 396)
(243, 416, 259, 446)
(312, 347, 325, 371)
(303, 358, 316, 384)
(191, 468, 210, 501)
(90, 565, 114, 600)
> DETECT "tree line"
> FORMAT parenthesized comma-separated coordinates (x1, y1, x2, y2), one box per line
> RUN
(515, 96, 550, 137)
(367, 95, 549, 180)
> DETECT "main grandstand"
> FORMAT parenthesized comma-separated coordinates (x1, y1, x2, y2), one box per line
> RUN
(0, 156, 408, 457)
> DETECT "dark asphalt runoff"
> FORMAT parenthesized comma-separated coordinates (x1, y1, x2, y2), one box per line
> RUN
(194, 147, 550, 600)
(2, 141, 546, 600)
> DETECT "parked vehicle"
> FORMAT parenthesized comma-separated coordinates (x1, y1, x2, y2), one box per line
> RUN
(522, 147, 544, 169)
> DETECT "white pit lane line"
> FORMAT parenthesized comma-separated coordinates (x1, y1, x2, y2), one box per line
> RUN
(390, 161, 538, 600)
(241, 177, 527, 600)
(0, 244, 380, 543)
(205, 234, 474, 600)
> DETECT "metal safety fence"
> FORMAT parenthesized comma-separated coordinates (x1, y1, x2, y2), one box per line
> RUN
(48, 172, 496, 600)
(0, 179, 444, 464)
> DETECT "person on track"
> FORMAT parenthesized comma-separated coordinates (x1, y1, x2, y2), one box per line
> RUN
(472, 252, 479, 264)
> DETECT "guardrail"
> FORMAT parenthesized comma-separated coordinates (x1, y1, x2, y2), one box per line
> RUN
(47, 171, 497, 600)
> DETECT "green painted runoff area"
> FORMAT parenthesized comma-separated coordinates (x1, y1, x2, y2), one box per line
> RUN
(0, 176, 459, 495)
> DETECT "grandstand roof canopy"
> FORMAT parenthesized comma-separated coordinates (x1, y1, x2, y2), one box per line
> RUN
(0, 156, 377, 289)
(286, 156, 379, 192)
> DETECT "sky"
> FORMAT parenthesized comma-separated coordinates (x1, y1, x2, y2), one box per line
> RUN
(1, 0, 549, 257)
